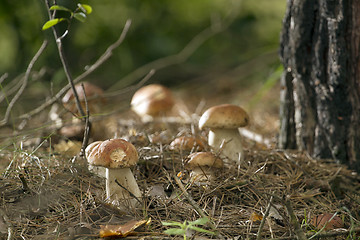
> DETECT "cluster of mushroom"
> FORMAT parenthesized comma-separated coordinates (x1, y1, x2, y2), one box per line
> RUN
(129, 84, 250, 183)
(61, 82, 250, 211)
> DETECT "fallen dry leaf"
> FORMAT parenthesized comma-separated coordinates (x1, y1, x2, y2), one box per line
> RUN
(53, 140, 82, 156)
(310, 213, 344, 231)
(99, 218, 151, 238)
(250, 212, 263, 222)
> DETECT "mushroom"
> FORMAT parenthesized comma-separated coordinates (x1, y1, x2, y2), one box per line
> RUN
(60, 81, 106, 139)
(85, 139, 141, 209)
(310, 213, 344, 231)
(199, 104, 249, 164)
(184, 152, 223, 184)
(85, 141, 106, 177)
(130, 84, 174, 121)
(62, 81, 105, 117)
(169, 136, 205, 152)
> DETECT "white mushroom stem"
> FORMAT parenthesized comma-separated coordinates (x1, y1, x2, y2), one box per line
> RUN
(106, 168, 142, 208)
(189, 167, 214, 183)
(88, 165, 106, 178)
(208, 128, 243, 164)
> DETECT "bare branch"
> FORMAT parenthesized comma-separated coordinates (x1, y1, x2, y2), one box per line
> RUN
(108, 7, 238, 92)
(104, 69, 156, 98)
(0, 40, 48, 127)
(80, 83, 91, 157)
(0, 73, 8, 87)
(18, 19, 132, 120)
(283, 197, 307, 240)
(0, 75, 23, 104)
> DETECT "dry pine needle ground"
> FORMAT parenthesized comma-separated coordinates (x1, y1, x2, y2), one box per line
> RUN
(0, 116, 360, 239)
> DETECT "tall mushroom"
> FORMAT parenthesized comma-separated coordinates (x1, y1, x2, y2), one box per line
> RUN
(85, 139, 141, 209)
(130, 84, 174, 122)
(184, 152, 223, 185)
(199, 104, 249, 164)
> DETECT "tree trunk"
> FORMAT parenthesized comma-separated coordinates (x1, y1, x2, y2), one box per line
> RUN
(279, 0, 360, 172)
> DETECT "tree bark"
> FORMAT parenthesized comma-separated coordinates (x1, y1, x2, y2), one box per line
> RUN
(279, 0, 360, 172)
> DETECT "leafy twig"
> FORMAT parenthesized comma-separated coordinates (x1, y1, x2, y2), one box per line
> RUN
(45, 0, 86, 119)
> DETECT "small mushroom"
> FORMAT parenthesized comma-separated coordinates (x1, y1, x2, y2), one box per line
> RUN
(60, 82, 106, 139)
(130, 84, 174, 121)
(199, 104, 249, 164)
(85, 139, 141, 209)
(310, 213, 344, 231)
(169, 136, 205, 152)
(184, 152, 223, 184)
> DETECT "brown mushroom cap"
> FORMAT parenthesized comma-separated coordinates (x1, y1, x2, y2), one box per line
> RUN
(85, 139, 138, 168)
(199, 104, 249, 130)
(62, 81, 105, 115)
(169, 136, 205, 151)
(130, 84, 174, 117)
(184, 152, 223, 170)
(310, 213, 344, 230)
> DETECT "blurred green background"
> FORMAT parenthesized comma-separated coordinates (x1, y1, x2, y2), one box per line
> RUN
(0, 0, 286, 95)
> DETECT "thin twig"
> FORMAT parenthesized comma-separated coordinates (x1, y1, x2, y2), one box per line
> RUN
(271, 227, 360, 240)
(18, 19, 132, 120)
(256, 196, 274, 240)
(104, 69, 156, 98)
(0, 73, 8, 85)
(108, 10, 237, 92)
(0, 75, 23, 104)
(283, 197, 307, 240)
(173, 175, 218, 233)
(80, 83, 91, 157)
(0, 73, 9, 103)
(0, 209, 13, 240)
(0, 40, 48, 127)
(114, 178, 142, 204)
(18, 173, 32, 193)
(45, 0, 85, 119)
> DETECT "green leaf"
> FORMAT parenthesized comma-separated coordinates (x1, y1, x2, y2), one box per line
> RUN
(49, 5, 72, 12)
(164, 228, 186, 236)
(188, 217, 208, 226)
(161, 221, 184, 227)
(42, 18, 66, 30)
(74, 12, 86, 22)
(188, 226, 215, 234)
(78, 4, 92, 14)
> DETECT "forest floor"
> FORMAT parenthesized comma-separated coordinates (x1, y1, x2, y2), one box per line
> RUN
(0, 76, 360, 239)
